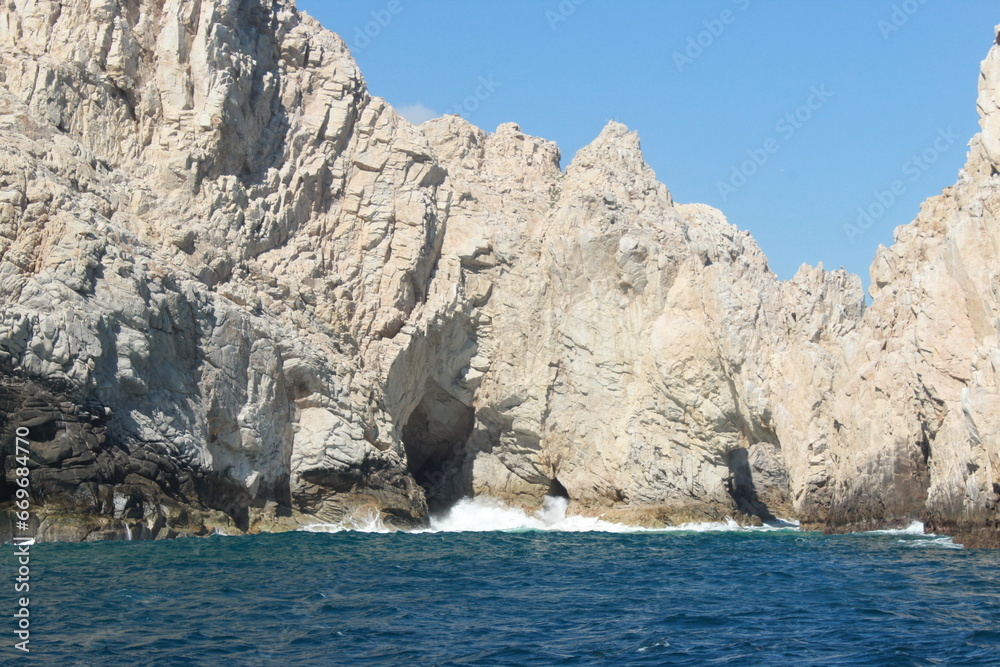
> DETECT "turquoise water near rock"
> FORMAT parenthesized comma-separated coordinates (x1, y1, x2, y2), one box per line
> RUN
(4, 505, 1000, 665)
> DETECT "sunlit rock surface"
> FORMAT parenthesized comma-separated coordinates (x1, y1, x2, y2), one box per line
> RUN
(0, 3, 997, 546)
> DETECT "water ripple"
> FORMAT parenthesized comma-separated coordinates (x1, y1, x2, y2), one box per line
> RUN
(3, 527, 999, 665)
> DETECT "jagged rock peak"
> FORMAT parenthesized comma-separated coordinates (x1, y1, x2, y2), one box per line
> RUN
(569, 120, 648, 174)
(977, 25, 1000, 169)
(560, 120, 674, 221)
(421, 115, 490, 170)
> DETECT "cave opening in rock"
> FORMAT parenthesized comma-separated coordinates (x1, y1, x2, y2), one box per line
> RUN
(725, 447, 776, 523)
(401, 382, 475, 514)
(547, 478, 570, 500)
(536, 478, 571, 525)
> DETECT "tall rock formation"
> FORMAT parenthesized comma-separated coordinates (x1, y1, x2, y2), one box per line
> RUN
(812, 29, 1000, 546)
(0, 1, 997, 546)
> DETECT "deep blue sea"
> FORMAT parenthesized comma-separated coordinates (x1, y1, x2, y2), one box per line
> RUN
(4, 499, 1000, 666)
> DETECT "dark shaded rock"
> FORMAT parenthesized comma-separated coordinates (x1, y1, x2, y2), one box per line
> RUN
(29, 439, 74, 466)
(16, 409, 57, 427)
(0, 380, 264, 542)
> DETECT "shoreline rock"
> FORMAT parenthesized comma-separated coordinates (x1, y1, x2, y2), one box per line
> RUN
(0, 3, 998, 547)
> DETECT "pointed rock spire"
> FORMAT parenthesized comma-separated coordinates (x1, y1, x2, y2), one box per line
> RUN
(567, 120, 649, 176)
(976, 26, 1000, 167)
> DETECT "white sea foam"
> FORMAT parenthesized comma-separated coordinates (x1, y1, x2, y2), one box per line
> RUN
(298, 495, 802, 535)
(899, 535, 963, 549)
(867, 520, 927, 536)
(299, 507, 394, 534)
(421, 496, 641, 533)
(859, 520, 963, 548)
(420, 496, 798, 534)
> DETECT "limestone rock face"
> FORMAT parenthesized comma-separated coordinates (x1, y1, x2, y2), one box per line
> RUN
(978, 27, 1000, 169)
(813, 27, 1000, 542)
(0, 2, 998, 545)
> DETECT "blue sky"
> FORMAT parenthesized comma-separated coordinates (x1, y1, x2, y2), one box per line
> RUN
(297, 0, 998, 288)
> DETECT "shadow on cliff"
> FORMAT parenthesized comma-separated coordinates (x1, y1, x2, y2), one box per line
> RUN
(401, 381, 476, 514)
(725, 447, 777, 523)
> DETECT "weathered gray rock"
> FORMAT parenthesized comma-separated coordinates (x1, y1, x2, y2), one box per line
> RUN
(0, 2, 998, 546)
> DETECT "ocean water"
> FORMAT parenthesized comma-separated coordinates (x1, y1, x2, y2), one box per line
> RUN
(5, 498, 1000, 666)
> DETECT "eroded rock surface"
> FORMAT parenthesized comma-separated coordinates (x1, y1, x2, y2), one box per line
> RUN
(0, 2, 998, 546)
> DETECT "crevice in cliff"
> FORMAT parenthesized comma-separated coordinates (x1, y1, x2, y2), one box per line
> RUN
(725, 447, 776, 522)
(401, 381, 475, 513)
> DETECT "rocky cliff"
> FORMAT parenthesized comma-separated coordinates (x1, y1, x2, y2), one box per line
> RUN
(1, 1, 997, 546)
(813, 29, 1000, 547)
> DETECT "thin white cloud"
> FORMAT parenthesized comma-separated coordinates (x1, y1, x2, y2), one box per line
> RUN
(397, 103, 439, 125)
